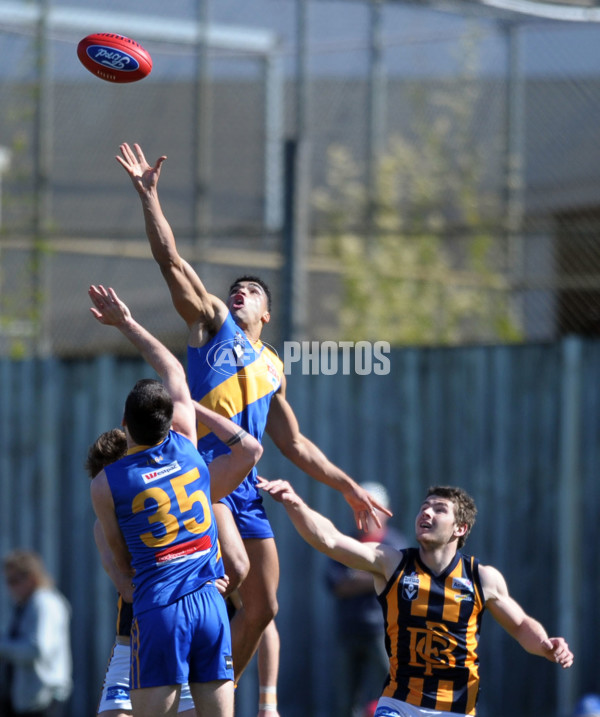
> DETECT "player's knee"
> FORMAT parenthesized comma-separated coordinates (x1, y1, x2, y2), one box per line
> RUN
(247, 596, 278, 628)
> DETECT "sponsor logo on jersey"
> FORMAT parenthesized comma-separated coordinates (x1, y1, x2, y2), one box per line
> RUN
(141, 460, 181, 484)
(154, 535, 212, 564)
(452, 577, 473, 592)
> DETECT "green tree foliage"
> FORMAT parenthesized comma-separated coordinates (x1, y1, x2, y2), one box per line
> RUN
(313, 33, 522, 346)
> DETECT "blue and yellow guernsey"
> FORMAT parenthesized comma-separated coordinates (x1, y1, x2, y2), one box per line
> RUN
(105, 431, 221, 616)
(187, 312, 283, 485)
(378, 548, 485, 716)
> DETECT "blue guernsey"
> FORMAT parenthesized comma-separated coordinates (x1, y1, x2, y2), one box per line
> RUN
(105, 431, 221, 615)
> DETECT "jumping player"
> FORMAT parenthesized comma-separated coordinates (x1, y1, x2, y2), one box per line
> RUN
(115, 142, 391, 703)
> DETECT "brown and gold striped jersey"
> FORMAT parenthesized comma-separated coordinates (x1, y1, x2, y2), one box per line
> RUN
(378, 547, 485, 715)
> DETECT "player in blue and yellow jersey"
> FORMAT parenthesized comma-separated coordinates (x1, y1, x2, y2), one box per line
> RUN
(259, 479, 574, 717)
(85, 421, 256, 717)
(88, 284, 262, 717)
(116, 142, 391, 706)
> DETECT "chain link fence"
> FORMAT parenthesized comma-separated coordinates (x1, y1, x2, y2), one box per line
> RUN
(1, 0, 600, 355)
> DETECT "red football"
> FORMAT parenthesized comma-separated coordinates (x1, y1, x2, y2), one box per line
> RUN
(77, 33, 152, 83)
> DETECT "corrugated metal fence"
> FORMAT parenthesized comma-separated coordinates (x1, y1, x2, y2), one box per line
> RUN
(1, 339, 598, 717)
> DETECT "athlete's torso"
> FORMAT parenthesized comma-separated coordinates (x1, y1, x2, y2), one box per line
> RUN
(378, 547, 485, 716)
(105, 431, 221, 615)
(187, 312, 283, 486)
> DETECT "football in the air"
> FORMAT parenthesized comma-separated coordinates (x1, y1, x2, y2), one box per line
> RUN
(77, 33, 152, 83)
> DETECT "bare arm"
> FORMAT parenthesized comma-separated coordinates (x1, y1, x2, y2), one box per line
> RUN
(265, 377, 392, 531)
(116, 142, 227, 343)
(88, 284, 196, 443)
(194, 401, 264, 501)
(258, 478, 398, 592)
(90, 471, 133, 578)
(480, 564, 574, 668)
(93, 520, 134, 602)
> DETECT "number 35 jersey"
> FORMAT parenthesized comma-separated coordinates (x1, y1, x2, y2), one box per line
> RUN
(105, 431, 221, 615)
(378, 547, 485, 716)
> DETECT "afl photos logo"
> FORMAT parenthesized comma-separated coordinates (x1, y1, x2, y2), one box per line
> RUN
(205, 334, 280, 384)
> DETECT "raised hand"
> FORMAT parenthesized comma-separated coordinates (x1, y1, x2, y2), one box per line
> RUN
(116, 142, 166, 195)
(89, 284, 131, 327)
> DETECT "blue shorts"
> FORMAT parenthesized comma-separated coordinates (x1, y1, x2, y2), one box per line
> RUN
(219, 476, 274, 540)
(130, 583, 234, 689)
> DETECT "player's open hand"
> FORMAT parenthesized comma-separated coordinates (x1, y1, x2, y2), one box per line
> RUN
(89, 285, 131, 327)
(116, 142, 166, 195)
(344, 482, 393, 533)
(542, 637, 574, 668)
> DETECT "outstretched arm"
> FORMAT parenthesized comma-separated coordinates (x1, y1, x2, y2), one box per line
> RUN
(265, 378, 392, 532)
(258, 477, 396, 590)
(480, 564, 573, 668)
(195, 401, 264, 501)
(116, 142, 227, 344)
(88, 284, 196, 443)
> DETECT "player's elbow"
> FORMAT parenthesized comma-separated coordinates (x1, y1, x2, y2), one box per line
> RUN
(249, 439, 264, 466)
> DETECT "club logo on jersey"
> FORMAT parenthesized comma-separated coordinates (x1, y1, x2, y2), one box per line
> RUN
(402, 572, 420, 601)
(407, 621, 459, 675)
(141, 460, 181, 484)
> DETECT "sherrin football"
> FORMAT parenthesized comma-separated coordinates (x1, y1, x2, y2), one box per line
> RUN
(77, 33, 152, 83)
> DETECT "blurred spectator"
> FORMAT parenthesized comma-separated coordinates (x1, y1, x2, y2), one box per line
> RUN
(325, 482, 407, 717)
(573, 694, 600, 717)
(0, 550, 72, 716)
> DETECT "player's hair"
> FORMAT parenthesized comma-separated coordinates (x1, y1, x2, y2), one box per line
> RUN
(426, 485, 477, 549)
(229, 275, 272, 312)
(85, 428, 127, 478)
(3, 549, 53, 589)
(123, 378, 173, 446)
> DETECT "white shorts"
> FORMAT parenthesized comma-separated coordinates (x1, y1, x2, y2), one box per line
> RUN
(97, 641, 194, 714)
(374, 696, 468, 717)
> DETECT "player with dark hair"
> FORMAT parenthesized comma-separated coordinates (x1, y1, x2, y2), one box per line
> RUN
(116, 142, 390, 713)
(86, 425, 245, 717)
(259, 478, 574, 717)
(88, 284, 262, 717)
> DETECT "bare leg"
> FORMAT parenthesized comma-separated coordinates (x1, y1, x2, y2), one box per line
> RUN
(231, 537, 279, 681)
(190, 679, 234, 717)
(213, 503, 250, 596)
(257, 620, 281, 717)
(130, 685, 180, 717)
